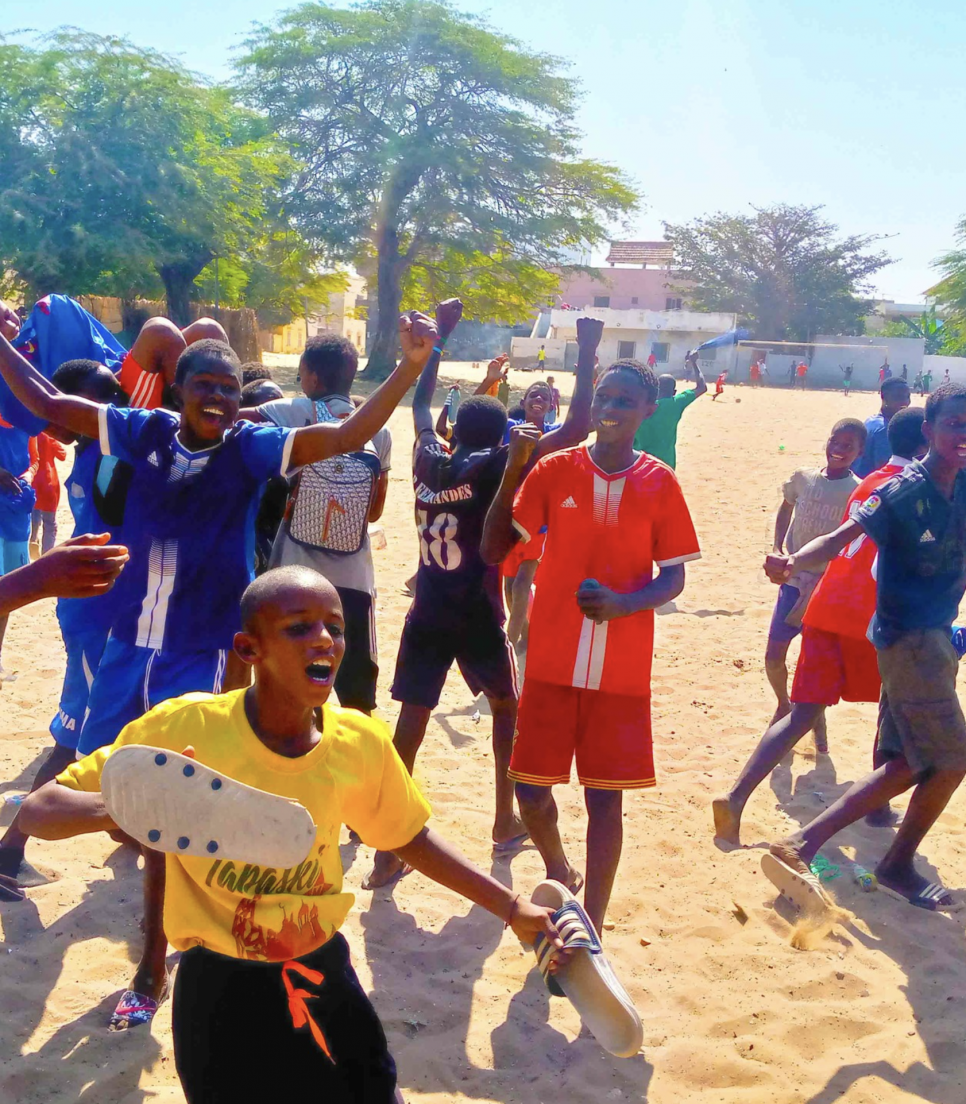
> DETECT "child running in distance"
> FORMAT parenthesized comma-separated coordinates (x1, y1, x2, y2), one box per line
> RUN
(20, 567, 563, 1102)
(482, 356, 701, 935)
(713, 407, 928, 845)
(0, 360, 129, 888)
(839, 364, 854, 397)
(366, 307, 597, 889)
(712, 369, 727, 400)
(763, 384, 966, 910)
(0, 313, 438, 1024)
(547, 376, 561, 421)
(765, 419, 866, 742)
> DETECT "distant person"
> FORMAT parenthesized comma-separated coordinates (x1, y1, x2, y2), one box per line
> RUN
(901, 364, 908, 381)
(788, 361, 797, 386)
(796, 361, 809, 389)
(878, 361, 892, 383)
(944, 368, 951, 386)
(633, 352, 707, 468)
(537, 344, 546, 370)
(921, 368, 933, 395)
(839, 363, 854, 397)
(765, 419, 866, 728)
(749, 358, 762, 387)
(853, 377, 912, 478)
(712, 368, 728, 401)
(647, 351, 658, 370)
(29, 432, 67, 557)
(546, 376, 561, 421)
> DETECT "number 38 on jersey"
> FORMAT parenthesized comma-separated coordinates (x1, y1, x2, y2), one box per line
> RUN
(417, 509, 462, 571)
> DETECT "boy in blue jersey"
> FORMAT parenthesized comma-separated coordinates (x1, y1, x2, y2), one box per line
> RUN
(366, 304, 599, 888)
(0, 360, 128, 887)
(0, 313, 438, 1021)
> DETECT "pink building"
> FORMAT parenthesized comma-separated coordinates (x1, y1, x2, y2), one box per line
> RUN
(557, 241, 688, 313)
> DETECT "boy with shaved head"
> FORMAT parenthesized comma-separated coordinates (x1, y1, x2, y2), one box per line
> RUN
(21, 566, 564, 1104)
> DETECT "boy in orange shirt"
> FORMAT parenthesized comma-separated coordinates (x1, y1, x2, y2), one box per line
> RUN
(483, 358, 701, 933)
(29, 432, 68, 557)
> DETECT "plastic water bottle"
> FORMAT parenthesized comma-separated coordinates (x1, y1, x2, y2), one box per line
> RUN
(952, 624, 966, 659)
(852, 865, 878, 892)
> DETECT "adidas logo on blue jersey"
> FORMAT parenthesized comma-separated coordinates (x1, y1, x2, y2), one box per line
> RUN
(920, 529, 936, 543)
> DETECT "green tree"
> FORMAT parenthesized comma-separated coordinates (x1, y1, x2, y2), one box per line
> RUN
(664, 204, 891, 341)
(880, 307, 947, 354)
(0, 31, 285, 324)
(928, 219, 966, 355)
(238, 0, 636, 377)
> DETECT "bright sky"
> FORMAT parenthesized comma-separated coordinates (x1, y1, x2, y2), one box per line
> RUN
(16, 0, 965, 302)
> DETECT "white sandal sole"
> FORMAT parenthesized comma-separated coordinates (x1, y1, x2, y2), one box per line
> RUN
(102, 745, 317, 868)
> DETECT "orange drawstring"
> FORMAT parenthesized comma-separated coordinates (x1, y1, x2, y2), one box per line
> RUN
(282, 960, 334, 1062)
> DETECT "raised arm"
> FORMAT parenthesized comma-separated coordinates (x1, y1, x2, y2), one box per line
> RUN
(412, 299, 463, 438)
(0, 334, 101, 439)
(288, 311, 439, 468)
(480, 424, 541, 564)
(764, 518, 864, 582)
(528, 317, 600, 465)
(474, 354, 508, 397)
(686, 352, 708, 398)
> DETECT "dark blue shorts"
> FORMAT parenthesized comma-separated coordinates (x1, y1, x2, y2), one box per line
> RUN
(50, 627, 111, 751)
(391, 607, 518, 710)
(78, 636, 229, 756)
(768, 583, 803, 644)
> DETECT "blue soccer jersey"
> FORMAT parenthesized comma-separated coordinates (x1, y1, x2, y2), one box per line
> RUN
(56, 441, 128, 636)
(97, 406, 296, 651)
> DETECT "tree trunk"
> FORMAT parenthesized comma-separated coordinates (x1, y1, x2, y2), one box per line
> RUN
(361, 229, 404, 381)
(159, 257, 210, 328)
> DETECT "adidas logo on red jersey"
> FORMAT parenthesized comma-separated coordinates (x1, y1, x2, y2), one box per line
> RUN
(560, 496, 578, 508)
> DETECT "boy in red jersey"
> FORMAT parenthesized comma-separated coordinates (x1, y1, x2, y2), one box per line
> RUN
(713, 407, 928, 845)
(118, 316, 230, 410)
(482, 359, 701, 933)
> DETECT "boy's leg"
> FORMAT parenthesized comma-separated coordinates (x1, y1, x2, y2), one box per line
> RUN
(509, 679, 581, 888)
(487, 694, 526, 845)
(0, 742, 76, 883)
(713, 703, 823, 844)
(765, 584, 802, 722)
(584, 787, 623, 935)
(575, 689, 655, 931)
(366, 616, 452, 888)
(29, 509, 40, 552)
(40, 509, 56, 554)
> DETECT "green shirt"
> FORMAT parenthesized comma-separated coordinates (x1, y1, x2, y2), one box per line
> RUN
(633, 388, 700, 469)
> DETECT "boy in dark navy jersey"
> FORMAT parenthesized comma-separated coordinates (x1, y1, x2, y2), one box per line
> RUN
(366, 303, 599, 888)
(765, 383, 966, 911)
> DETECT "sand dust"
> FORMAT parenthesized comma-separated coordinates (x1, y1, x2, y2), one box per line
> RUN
(2, 371, 965, 1103)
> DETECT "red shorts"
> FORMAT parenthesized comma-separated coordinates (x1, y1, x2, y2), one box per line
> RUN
(117, 351, 164, 410)
(508, 679, 654, 790)
(791, 626, 880, 706)
(501, 533, 545, 579)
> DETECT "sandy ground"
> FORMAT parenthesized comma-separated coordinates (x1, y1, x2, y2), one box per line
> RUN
(2, 368, 965, 1104)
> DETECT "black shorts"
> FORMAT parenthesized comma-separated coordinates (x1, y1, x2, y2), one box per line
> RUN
(391, 606, 518, 710)
(173, 933, 396, 1104)
(335, 587, 378, 713)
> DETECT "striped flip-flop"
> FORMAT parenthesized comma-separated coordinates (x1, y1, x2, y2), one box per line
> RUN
(879, 879, 955, 911)
(761, 851, 835, 914)
(101, 746, 317, 869)
(530, 880, 643, 1058)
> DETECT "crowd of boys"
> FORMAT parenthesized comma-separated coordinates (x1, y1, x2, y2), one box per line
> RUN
(2, 291, 966, 1100)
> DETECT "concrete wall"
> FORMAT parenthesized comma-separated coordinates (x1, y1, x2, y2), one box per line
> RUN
(509, 336, 571, 369)
(923, 355, 966, 384)
(556, 268, 684, 312)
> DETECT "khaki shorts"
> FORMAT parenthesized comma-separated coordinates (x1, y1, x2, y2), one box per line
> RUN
(876, 628, 966, 776)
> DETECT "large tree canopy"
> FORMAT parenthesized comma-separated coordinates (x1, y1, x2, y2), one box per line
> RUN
(664, 204, 891, 341)
(0, 31, 292, 324)
(238, 0, 637, 376)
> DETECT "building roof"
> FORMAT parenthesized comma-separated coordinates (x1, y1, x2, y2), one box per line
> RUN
(605, 241, 674, 267)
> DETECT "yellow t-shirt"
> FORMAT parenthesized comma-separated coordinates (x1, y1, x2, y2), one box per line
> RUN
(57, 690, 431, 962)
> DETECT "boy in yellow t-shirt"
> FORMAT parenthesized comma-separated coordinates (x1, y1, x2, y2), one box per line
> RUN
(21, 566, 563, 1104)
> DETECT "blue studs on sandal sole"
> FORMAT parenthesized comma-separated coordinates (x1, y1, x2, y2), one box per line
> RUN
(148, 830, 161, 843)
(177, 836, 190, 849)
(207, 841, 219, 853)
(154, 753, 167, 766)
(183, 764, 195, 777)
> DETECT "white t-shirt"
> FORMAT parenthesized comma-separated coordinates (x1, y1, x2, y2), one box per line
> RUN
(258, 395, 391, 596)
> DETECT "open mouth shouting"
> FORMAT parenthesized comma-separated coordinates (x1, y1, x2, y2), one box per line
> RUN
(305, 660, 335, 687)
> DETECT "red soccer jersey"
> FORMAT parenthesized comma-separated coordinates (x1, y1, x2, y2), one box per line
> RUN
(513, 446, 701, 696)
(803, 462, 906, 640)
(117, 351, 165, 410)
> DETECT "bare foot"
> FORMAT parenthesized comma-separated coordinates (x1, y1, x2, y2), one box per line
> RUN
(109, 966, 169, 1031)
(0, 848, 50, 888)
(363, 850, 412, 890)
(712, 795, 742, 845)
(769, 838, 812, 875)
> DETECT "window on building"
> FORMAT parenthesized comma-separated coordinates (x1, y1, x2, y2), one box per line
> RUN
(665, 297, 683, 310)
(700, 345, 717, 361)
(631, 296, 639, 305)
(617, 340, 636, 359)
(593, 295, 611, 308)
(651, 342, 670, 363)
